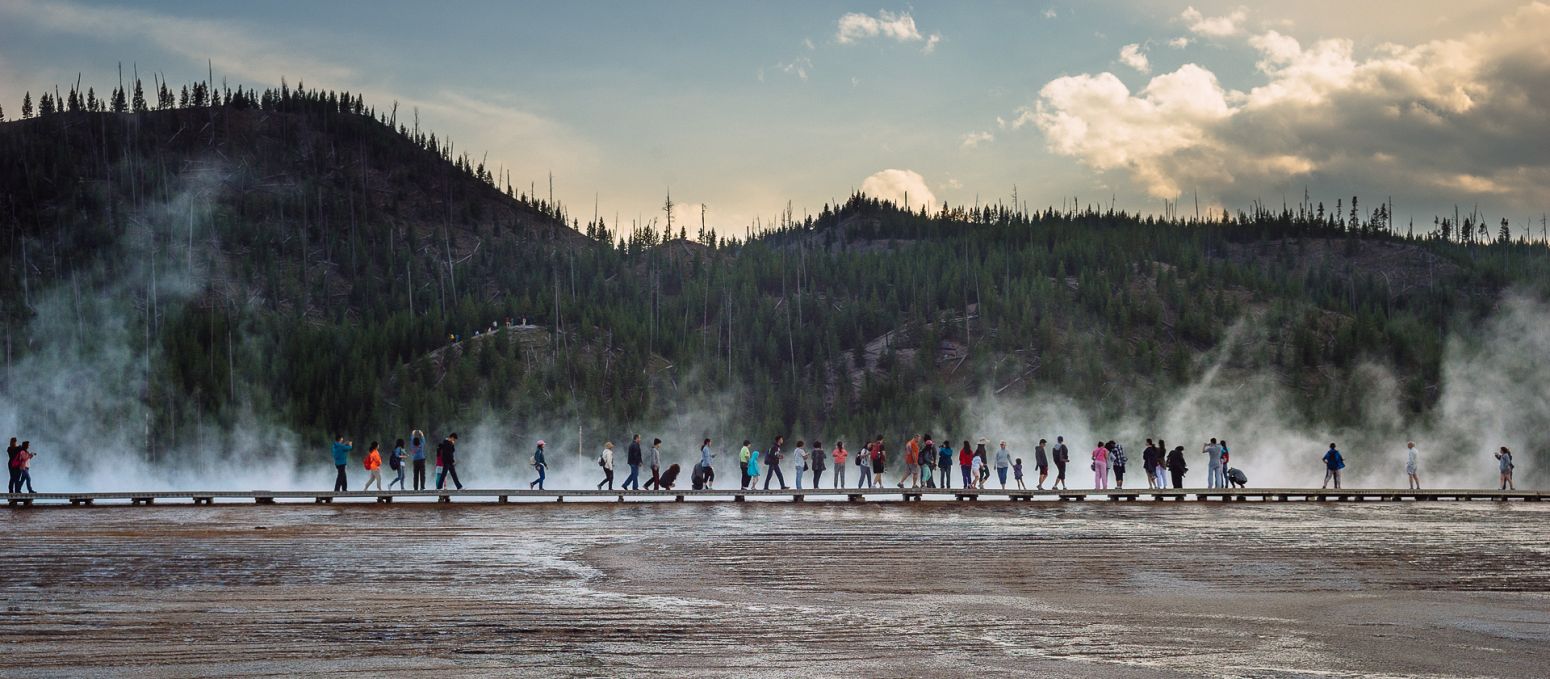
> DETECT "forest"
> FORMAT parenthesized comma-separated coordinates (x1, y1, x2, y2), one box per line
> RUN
(3, 76, 1548, 466)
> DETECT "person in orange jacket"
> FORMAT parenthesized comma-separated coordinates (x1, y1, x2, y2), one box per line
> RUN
(362, 442, 383, 491)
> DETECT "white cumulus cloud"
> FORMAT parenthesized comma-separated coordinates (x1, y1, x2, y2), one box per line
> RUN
(836, 9, 941, 53)
(961, 130, 994, 148)
(861, 169, 938, 210)
(1180, 5, 1248, 38)
(1118, 43, 1150, 73)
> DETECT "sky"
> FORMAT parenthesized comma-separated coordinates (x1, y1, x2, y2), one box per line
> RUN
(1, 0, 1547, 234)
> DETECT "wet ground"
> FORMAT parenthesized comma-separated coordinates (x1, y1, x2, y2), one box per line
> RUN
(1, 501, 1547, 678)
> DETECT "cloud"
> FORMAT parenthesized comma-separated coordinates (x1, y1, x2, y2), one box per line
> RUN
(835, 9, 941, 53)
(1016, 2, 1550, 210)
(776, 56, 812, 81)
(1180, 5, 1248, 38)
(1043, 8, 1058, 19)
(860, 169, 938, 210)
(1168, 37, 1192, 49)
(961, 130, 994, 149)
(1118, 43, 1150, 73)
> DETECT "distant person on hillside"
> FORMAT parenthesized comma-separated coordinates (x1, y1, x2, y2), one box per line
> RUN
(409, 430, 427, 491)
(597, 441, 615, 490)
(622, 434, 643, 491)
(810, 440, 826, 489)
(1053, 437, 1070, 490)
(832, 441, 848, 488)
(1496, 447, 1515, 490)
(739, 441, 752, 490)
(1091, 442, 1110, 490)
(959, 440, 973, 488)
(1321, 443, 1344, 489)
(388, 439, 406, 490)
(362, 442, 383, 491)
(937, 438, 954, 489)
(1014, 458, 1026, 490)
(644, 438, 663, 490)
(331, 435, 353, 492)
(794, 440, 809, 490)
(764, 436, 788, 490)
(994, 441, 1012, 489)
(437, 433, 463, 490)
(11, 441, 35, 493)
(1109, 441, 1127, 489)
(1155, 439, 1171, 489)
(6, 437, 20, 494)
(1166, 446, 1187, 488)
(1405, 441, 1420, 490)
(1034, 439, 1049, 490)
(529, 440, 547, 490)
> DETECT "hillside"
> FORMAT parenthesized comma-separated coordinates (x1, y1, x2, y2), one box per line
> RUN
(3, 82, 1548, 476)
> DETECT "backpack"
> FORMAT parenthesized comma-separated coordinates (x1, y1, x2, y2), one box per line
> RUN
(389, 451, 401, 471)
(598, 454, 606, 468)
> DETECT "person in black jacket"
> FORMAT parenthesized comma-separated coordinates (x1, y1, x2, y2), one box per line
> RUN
(623, 434, 643, 490)
(437, 433, 463, 490)
(1142, 439, 1159, 489)
(764, 435, 787, 490)
(1052, 437, 1070, 490)
(1166, 445, 1187, 489)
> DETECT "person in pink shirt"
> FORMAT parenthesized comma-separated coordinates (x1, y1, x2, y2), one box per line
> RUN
(1092, 442, 1110, 490)
(831, 442, 849, 488)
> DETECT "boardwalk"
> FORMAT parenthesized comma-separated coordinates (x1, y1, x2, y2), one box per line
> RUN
(5, 487, 1543, 506)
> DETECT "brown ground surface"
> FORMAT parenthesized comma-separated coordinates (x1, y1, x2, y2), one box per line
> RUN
(1, 500, 1546, 678)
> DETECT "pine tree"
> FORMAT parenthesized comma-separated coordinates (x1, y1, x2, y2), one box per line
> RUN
(21, 92, 32, 119)
(132, 79, 147, 112)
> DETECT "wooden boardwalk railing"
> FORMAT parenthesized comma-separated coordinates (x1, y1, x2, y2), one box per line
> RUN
(3, 488, 1543, 506)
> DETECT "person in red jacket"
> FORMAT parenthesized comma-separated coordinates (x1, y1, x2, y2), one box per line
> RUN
(958, 441, 974, 489)
(362, 442, 383, 491)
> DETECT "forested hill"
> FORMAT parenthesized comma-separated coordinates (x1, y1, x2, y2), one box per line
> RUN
(3, 80, 1549, 465)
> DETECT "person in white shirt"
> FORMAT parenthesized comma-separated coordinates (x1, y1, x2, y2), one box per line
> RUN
(597, 442, 615, 490)
(793, 441, 809, 490)
(1405, 441, 1420, 489)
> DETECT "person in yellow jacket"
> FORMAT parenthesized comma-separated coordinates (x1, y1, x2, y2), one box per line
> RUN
(362, 442, 383, 491)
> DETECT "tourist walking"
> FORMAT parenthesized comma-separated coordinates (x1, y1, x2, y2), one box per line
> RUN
(437, 434, 463, 490)
(1091, 442, 1109, 489)
(1166, 445, 1187, 488)
(1052, 437, 1070, 490)
(644, 438, 663, 490)
(764, 436, 788, 490)
(698, 438, 715, 490)
(920, 435, 936, 488)
(597, 442, 616, 490)
(937, 438, 954, 489)
(1154, 439, 1171, 489)
(1404, 441, 1420, 489)
(994, 441, 1012, 488)
(530, 440, 547, 490)
(331, 435, 353, 492)
(739, 441, 753, 490)
(958, 440, 973, 488)
(1496, 447, 1515, 490)
(1142, 439, 1159, 489)
(794, 440, 809, 490)
(410, 430, 427, 491)
(623, 434, 643, 491)
(900, 435, 921, 489)
(1034, 439, 1049, 490)
(810, 440, 826, 489)
(870, 436, 887, 488)
(1204, 438, 1224, 488)
(975, 439, 991, 488)
(387, 439, 406, 490)
(362, 442, 383, 491)
(1014, 458, 1026, 490)
(1109, 441, 1127, 489)
(747, 447, 762, 490)
(11, 441, 35, 493)
(857, 441, 874, 488)
(6, 438, 20, 494)
(969, 449, 984, 489)
(1321, 443, 1344, 489)
(832, 441, 848, 488)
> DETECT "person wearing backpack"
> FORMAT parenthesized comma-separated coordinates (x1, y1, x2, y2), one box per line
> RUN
(920, 434, 936, 488)
(330, 435, 353, 492)
(597, 441, 615, 490)
(436, 434, 463, 490)
(1321, 443, 1344, 489)
(1109, 441, 1127, 489)
(409, 430, 427, 491)
(856, 441, 874, 489)
(529, 440, 547, 490)
(1166, 445, 1188, 488)
(387, 439, 406, 490)
(810, 440, 826, 489)
(831, 441, 848, 488)
(764, 435, 788, 490)
(362, 442, 383, 491)
(1052, 437, 1070, 490)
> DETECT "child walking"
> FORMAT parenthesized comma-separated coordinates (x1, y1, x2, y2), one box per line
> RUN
(1014, 458, 1026, 490)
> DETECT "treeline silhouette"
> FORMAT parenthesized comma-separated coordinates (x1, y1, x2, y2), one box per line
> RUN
(3, 76, 1548, 463)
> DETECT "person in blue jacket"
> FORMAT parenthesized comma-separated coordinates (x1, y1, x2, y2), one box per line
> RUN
(529, 440, 547, 490)
(937, 439, 954, 489)
(331, 435, 353, 491)
(1321, 443, 1345, 489)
